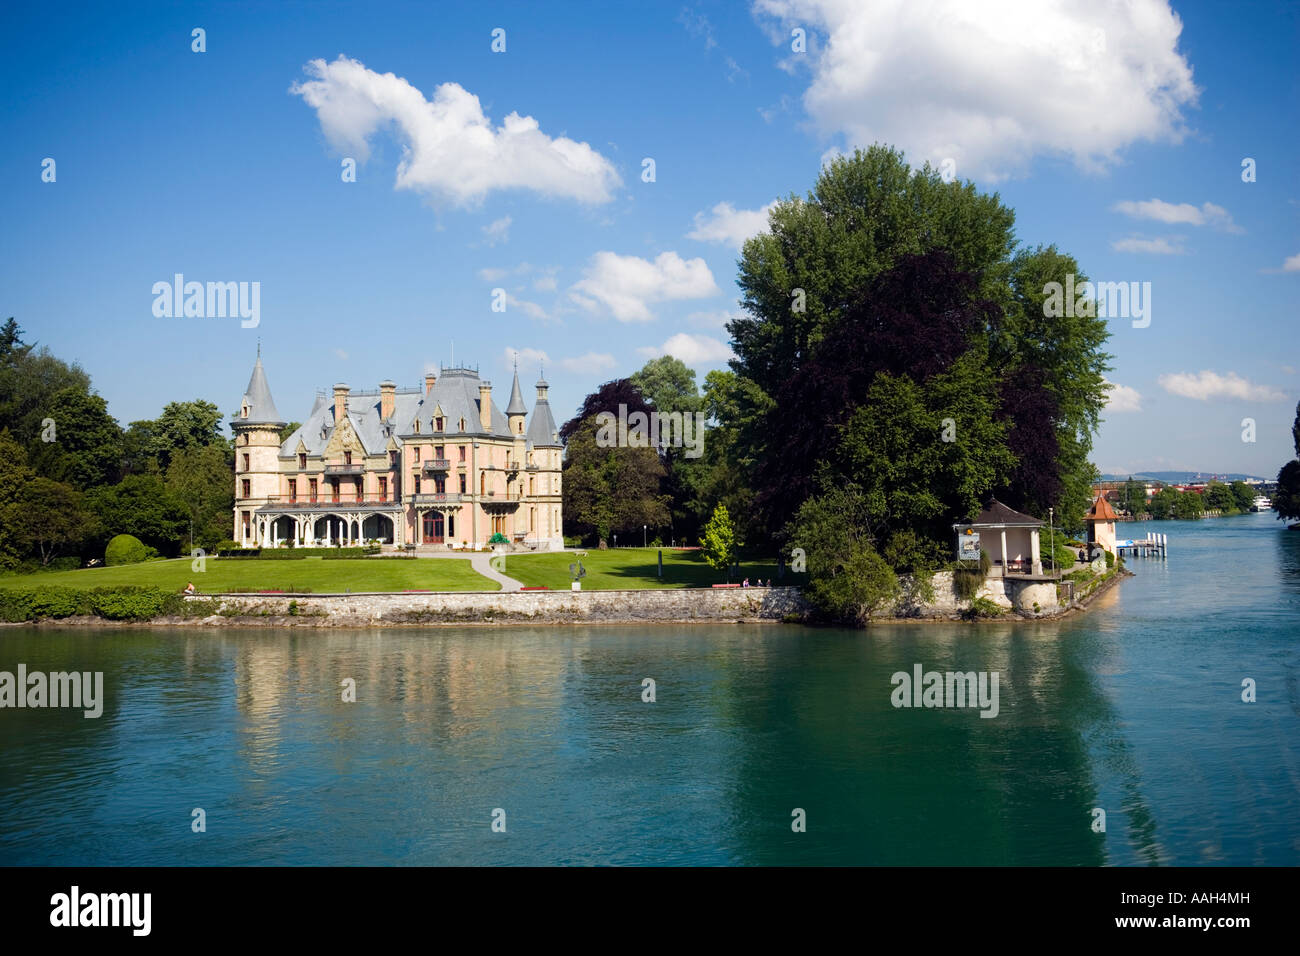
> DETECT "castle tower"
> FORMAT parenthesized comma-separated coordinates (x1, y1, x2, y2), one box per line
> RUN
(232, 353, 286, 545)
(525, 368, 564, 549)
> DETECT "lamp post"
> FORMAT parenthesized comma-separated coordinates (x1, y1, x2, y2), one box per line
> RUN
(1049, 506, 1055, 577)
(643, 525, 647, 548)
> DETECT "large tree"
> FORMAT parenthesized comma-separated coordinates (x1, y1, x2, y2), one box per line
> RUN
(560, 379, 669, 544)
(85, 474, 189, 556)
(13, 477, 91, 565)
(166, 444, 235, 550)
(1273, 401, 1300, 522)
(23, 386, 124, 489)
(727, 146, 1111, 546)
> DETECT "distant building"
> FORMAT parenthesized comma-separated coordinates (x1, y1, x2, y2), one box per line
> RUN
(1085, 496, 1118, 554)
(231, 355, 564, 550)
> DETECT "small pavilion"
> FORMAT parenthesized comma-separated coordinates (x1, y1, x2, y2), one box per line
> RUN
(1085, 495, 1118, 554)
(953, 499, 1044, 577)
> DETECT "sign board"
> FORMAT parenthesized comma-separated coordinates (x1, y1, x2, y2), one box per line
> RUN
(956, 530, 981, 561)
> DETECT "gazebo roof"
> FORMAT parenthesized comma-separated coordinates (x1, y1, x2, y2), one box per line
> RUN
(955, 498, 1043, 529)
(1086, 496, 1119, 522)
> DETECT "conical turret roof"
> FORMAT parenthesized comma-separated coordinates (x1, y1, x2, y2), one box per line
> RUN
(240, 356, 285, 426)
(505, 367, 528, 416)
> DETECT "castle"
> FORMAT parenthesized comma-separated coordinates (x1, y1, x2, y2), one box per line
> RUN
(231, 355, 564, 551)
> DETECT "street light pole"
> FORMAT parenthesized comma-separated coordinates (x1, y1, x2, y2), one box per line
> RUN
(1049, 506, 1055, 576)
(643, 525, 647, 548)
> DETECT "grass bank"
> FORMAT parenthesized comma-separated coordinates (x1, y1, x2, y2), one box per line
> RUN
(0, 556, 496, 594)
(502, 547, 803, 590)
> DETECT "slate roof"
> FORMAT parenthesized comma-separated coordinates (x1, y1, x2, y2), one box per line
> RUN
(526, 377, 561, 448)
(272, 365, 531, 459)
(239, 357, 285, 426)
(1086, 496, 1119, 521)
(505, 369, 528, 416)
(957, 499, 1043, 528)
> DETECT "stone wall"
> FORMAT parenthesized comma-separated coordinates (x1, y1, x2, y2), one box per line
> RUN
(889, 571, 1061, 618)
(187, 586, 812, 626)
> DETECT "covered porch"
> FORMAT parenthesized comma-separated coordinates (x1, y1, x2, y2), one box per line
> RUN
(954, 499, 1045, 577)
(252, 505, 402, 547)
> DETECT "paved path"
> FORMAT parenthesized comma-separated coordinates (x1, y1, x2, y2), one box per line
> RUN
(468, 552, 524, 591)
(382, 547, 530, 591)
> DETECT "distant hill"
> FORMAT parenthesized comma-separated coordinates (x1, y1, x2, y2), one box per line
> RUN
(1100, 471, 1269, 484)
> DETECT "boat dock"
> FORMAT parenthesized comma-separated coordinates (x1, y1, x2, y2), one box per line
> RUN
(1116, 534, 1168, 558)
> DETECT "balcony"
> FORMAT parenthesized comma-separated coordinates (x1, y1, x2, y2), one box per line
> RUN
(410, 492, 462, 506)
(255, 495, 397, 510)
(422, 459, 451, 473)
(324, 463, 363, 475)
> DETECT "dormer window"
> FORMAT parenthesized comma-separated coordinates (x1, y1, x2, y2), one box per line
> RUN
(240, 400, 250, 419)
(458, 417, 465, 431)
(414, 419, 421, 434)
(435, 416, 444, 431)
(299, 453, 307, 469)
(344, 451, 352, 465)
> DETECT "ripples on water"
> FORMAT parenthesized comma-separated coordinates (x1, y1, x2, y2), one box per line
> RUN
(1, 514, 1297, 865)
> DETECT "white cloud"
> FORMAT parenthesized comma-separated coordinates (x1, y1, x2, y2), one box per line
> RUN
(503, 346, 550, 371)
(291, 56, 621, 205)
(506, 293, 549, 321)
(558, 352, 617, 374)
(637, 333, 734, 365)
(687, 201, 777, 249)
(570, 251, 719, 322)
(1113, 199, 1241, 232)
(533, 275, 558, 292)
(1282, 253, 1300, 272)
(1103, 380, 1142, 412)
(482, 216, 511, 245)
(1157, 370, 1286, 402)
(477, 267, 508, 281)
(752, 0, 1198, 180)
(678, 8, 718, 50)
(686, 308, 741, 329)
(333, 348, 349, 361)
(1111, 236, 1185, 255)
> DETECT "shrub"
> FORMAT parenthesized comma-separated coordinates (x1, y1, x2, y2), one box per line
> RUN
(88, 586, 169, 620)
(1039, 538, 1076, 571)
(104, 534, 148, 566)
(953, 566, 982, 600)
(1104, 550, 1115, 569)
(963, 596, 1006, 619)
(488, 532, 509, 545)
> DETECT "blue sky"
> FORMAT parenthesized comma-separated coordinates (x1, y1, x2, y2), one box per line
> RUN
(2, 0, 1297, 477)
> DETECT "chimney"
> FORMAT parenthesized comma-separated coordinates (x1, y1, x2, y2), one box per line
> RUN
(333, 383, 349, 425)
(380, 380, 395, 420)
(478, 381, 492, 431)
(424, 371, 436, 396)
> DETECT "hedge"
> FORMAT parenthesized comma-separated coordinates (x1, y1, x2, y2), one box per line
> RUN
(0, 586, 203, 622)
(215, 546, 380, 559)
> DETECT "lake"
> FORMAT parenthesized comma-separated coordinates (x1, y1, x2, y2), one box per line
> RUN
(2, 512, 1298, 865)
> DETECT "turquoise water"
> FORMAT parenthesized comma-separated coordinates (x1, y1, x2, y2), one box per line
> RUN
(1, 513, 1297, 865)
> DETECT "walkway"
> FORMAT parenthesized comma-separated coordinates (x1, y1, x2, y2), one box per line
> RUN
(399, 547, 524, 591)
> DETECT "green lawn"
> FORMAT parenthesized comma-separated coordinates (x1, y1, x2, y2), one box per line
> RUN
(0, 557, 496, 593)
(502, 547, 804, 590)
